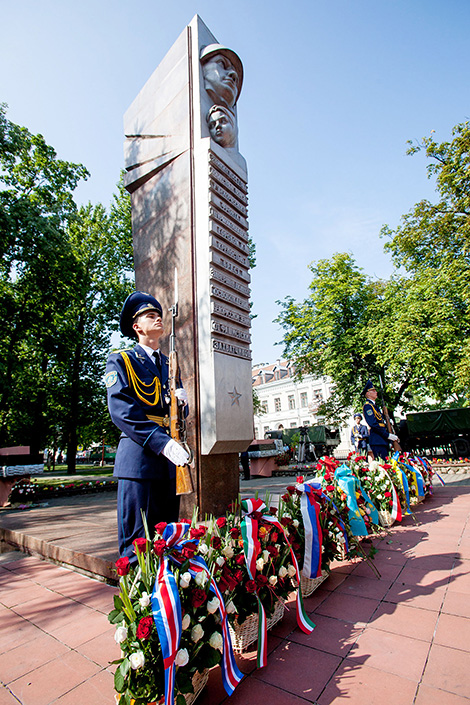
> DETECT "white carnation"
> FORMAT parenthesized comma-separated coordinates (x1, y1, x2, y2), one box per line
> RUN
(114, 626, 128, 644)
(195, 571, 208, 587)
(287, 564, 296, 578)
(209, 631, 223, 652)
(180, 572, 191, 588)
(223, 545, 234, 559)
(191, 624, 204, 643)
(207, 596, 220, 614)
(182, 613, 191, 630)
(175, 648, 189, 667)
(138, 592, 150, 609)
(129, 651, 145, 670)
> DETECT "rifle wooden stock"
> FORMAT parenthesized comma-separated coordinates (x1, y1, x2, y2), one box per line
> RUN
(383, 405, 402, 453)
(169, 350, 194, 495)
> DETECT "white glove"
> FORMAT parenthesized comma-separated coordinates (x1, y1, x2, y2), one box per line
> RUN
(175, 388, 188, 406)
(162, 438, 190, 466)
(388, 433, 398, 441)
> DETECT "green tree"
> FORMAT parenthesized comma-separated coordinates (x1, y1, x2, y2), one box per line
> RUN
(276, 253, 385, 424)
(382, 120, 470, 401)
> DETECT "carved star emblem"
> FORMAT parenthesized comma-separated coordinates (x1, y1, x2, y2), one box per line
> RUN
(228, 386, 242, 406)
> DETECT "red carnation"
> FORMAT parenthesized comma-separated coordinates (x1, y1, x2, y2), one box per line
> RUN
(154, 522, 167, 535)
(191, 588, 207, 608)
(246, 580, 256, 593)
(153, 539, 166, 557)
(269, 507, 278, 515)
(211, 536, 222, 549)
(216, 517, 227, 529)
(115, 556, 131, 576)
(136, 616, 154, 640)
(271, 531, 278, 543)
(326, 485, 335, 492)
(384, 491, 392, 497)
(133, 538, 149, 554)
(296, 475, 304, 483)
(182, 543, 198, 559)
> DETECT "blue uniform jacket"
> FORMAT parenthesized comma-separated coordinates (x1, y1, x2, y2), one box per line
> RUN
(350, 423, 369, 448)
(105, 345, 180, 480)
(362, 399, 389, 449)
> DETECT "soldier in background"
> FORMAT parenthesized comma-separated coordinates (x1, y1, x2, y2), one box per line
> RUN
(350, 413, 369, 454)
(362, 380, 398, 461)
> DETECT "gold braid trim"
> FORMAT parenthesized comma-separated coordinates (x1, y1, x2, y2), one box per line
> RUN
(369, 403, 386, 426)
(121, 351, 161, 406)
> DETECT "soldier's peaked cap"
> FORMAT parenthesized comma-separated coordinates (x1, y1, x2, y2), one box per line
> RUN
(120, 291, 163, 339)
(362, 379, 376, 396)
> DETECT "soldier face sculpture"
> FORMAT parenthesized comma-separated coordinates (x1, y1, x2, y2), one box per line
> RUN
(207, 106, 237, 148)
(202, 53, 240, 109)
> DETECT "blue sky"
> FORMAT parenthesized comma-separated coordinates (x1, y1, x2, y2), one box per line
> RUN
(1, 1, 468, 363)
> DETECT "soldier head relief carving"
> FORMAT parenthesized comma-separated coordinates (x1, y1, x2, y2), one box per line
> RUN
(200, 44, 243, 109)
(207, 105, 237, 148)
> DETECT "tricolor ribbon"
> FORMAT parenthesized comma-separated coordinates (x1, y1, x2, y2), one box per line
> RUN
(378, 465, 403, 522)
(151, 523, 242, 705)
(240, 498, 315, 668)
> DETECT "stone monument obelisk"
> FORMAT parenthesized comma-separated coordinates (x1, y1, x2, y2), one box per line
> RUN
(123, 16, 253, 516)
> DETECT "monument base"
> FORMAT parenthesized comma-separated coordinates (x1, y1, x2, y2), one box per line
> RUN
(193, 453, 239, 518)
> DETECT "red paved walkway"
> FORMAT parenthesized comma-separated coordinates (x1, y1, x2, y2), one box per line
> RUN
(1, 482, 469, 704)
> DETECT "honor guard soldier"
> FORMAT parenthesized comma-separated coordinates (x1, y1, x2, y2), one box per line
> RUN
(105, 292, 189, 561)
(362, 380, 398, 461)
(350, 413, 369, 453)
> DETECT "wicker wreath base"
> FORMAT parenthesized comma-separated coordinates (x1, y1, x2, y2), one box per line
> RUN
(122, 668, 209, 705)
(300, 569, 329, 598)
(229, 599, 285, 654)
(377, 509, 395, 528)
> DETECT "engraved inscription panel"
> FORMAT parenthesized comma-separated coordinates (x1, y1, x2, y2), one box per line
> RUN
(208, 151, 251, 359)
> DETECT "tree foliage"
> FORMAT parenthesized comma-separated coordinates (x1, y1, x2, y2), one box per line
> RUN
(0, 106, 134, 471)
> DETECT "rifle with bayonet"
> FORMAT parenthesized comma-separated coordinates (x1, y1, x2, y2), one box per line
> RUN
(378, 374, 402, 452)
(169, 268, 194, 495)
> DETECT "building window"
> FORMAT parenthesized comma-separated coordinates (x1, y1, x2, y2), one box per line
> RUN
(288, 394, 295, 410)
(274, 397, 281, 412)
(290, 422, 297, 428)
(300, 392, 308, 408)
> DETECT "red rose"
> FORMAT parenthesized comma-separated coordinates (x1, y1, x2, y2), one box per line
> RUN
(154, 522, 167, 535)
(133, 538, 149, 554)
(326, 485, 335, 492)
(136, 616, 154, 640)
(280, 516, 292, 526)
(296, 475, 304, 483)
(191, 588, 207, 608)
(234, 569, 244, 582)
(266, 545, 279, 558)
(245, 580, 256, 593)
(216, 517, 227, 529)
(281, 493, 290, 502)
(235, 554, 245, 565)
(115, 556, 130, 576)
(286, 485, 296, 495)
(269, 507, 278, 515)
(251, 510, 263, 521)
(211, 536, 222, 549)
(229, 527, 240, 539)
(217, 576, 230, 593)
(271, 531, 278, 543)
(384, 491, 392, 497)
(153, 539, 166, 557)
(190, 526, 206, 539)
(256, 575, 268, 587)
(292, 542, 301, 552)
(182, 543, 197, 559)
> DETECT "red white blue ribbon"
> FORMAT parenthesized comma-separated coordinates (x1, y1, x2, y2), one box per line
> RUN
(241, 498, 315, 668)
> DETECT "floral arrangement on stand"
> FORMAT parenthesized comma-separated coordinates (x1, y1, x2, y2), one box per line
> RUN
(348, 457, 404, 527)
(109, 521, 242, 705)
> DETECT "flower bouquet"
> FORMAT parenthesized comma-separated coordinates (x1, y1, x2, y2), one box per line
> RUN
(350, 459, 404, 528)
(109, 521, 242, 705)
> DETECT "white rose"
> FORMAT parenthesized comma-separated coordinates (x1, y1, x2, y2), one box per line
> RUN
(209, 631, 223, 652)
(256, 558, 265, 571)
(262, 550, 270, 563)
(293, 519, 299, 528)
(129, 651, 145, 670)
(195, 571, 208, 587)
(114, 626, 128, 644)
(216, 555, 225, 567)
(278, 566, 288, 579)
(223, 545, 234, 559)
(287, 564, 296, 578)
(191, 624, 204, 643)
(180, 572, 191, 588)
(269, 575, 278, 586)
(198, 542, 209, 555)
(207, 596, 220, 614)
(226, 600, 237, 614)
(182, 613, 191, 630)
(175, 648, 189, 667)
(139, 592, 150, 609)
